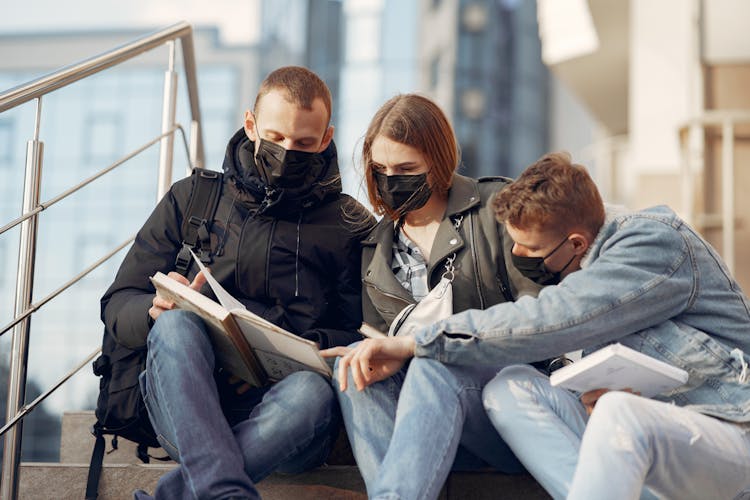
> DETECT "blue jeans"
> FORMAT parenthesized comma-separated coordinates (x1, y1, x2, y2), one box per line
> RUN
(334, 355, 524, 500)
(483, 364, 750, 500)
(139, 310, 339, 499)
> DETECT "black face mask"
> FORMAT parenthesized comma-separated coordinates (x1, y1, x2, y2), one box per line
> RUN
(373, 171, 432, 217)
(254, 138, 327, 190)
(511, 236, 575, 286)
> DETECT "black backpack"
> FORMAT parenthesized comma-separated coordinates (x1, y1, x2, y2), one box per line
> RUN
(85, 168, 223, 499)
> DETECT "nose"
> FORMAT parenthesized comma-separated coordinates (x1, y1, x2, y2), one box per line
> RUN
(511, 243, 531, 257)
(280, 139, 294, 151)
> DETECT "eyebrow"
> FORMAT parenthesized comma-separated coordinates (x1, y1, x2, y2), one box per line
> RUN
(263, 128, 318, 143)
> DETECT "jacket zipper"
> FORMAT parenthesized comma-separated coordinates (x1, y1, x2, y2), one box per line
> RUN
(294, 213, 302, 297)
(467, 211, 486, 309)
(265, 218, 277, 298)
(363, 280, 413, 307)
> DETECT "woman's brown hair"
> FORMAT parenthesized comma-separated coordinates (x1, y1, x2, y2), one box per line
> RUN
(363, 94, 459, 218)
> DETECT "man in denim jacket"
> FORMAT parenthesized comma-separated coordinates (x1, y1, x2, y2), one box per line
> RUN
(335, 152, 750, 500)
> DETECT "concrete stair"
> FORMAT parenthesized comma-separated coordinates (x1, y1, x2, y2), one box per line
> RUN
(17, 411, 550, 499)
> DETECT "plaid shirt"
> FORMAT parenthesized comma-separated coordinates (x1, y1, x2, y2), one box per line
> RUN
(391, 228, 429, 301)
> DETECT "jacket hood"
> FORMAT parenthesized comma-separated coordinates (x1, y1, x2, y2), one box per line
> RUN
(221, 127, 343, 214)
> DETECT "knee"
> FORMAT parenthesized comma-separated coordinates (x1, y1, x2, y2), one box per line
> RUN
(588, 391, 644, 432)
(285, 371, 336, 416)
(482, 364, 547, 422)
(148, 309, 209, 353)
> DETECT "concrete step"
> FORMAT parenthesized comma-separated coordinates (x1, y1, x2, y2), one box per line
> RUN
(19, 463, 550, 499)
(18, 463, 366, 500)
(57, 412, 549, 499)
(61, 411, 174, 465)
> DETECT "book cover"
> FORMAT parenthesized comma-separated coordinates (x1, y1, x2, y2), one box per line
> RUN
(549, 343, 689, 398)
(149, 251, 332, 386)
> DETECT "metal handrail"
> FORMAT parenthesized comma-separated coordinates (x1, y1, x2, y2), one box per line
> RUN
(0, 125, 187, 238)
(0, 234, 137, 339)
(678, 109, 750, 276)
(0, 22, 205, 499)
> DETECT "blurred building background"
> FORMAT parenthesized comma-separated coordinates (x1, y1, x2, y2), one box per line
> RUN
(1, 0, 748, 463)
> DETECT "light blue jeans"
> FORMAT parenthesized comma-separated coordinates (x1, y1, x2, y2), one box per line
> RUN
(334, 355, 524, 500)
(139, 310, 339, 499)
(483, 364, 750, 500)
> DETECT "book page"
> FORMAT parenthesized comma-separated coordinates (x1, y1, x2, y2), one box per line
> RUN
(190, 249, 246, 311)
(231, 309, 331, 379)
(359, 322, 386, 339)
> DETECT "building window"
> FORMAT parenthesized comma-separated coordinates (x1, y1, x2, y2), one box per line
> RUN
(0, 119, 13, 165)
(82, 112, 122, 166)
(430, 54, 440, 89)
(462, 2, 489, 33)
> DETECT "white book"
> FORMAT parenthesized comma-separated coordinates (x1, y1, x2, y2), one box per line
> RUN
(149, 251, 331, 387)
(549, 343, 689, 398)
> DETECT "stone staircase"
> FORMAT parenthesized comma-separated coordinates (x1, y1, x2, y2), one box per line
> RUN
(17, 411, 550, 499)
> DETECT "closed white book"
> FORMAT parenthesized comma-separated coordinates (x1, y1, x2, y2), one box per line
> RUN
(549, 343, 689, 398)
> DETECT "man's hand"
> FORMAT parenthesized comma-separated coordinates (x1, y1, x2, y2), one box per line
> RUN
(148, 270, 208, 321)
(580, 388, 640, 415)
(321, 336, 416, 392)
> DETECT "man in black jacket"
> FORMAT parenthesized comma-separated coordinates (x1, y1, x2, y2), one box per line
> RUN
(101, 66, 371, 499)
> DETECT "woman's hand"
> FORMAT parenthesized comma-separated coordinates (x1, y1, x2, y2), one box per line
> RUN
(321, 336, 416, 391)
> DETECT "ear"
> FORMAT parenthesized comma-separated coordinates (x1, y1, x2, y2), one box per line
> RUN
(569, 232, 590, 255)
(318, 125, 334, 152)
(243, 110, 258, 142)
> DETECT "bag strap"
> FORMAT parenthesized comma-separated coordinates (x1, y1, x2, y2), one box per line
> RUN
(85, 425, 106, 500)
(175, 168, 223, 274)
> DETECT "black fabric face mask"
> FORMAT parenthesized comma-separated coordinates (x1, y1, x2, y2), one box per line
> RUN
(373, 171, 432, 217)
(254, 138, 327, 190)
(511, 236, 574, 286)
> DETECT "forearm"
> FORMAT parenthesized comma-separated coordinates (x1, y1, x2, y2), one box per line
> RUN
(414, 258, 693, 367)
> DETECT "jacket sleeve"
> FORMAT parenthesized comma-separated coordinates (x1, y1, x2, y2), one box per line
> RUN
(100, 183, 189, 349)
(413, 217, 696, 367)
(301, 223, 373, 349)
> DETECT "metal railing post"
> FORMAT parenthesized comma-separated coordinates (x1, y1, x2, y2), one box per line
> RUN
(157, 40, 178, 200)
(1, 98, 44, 500)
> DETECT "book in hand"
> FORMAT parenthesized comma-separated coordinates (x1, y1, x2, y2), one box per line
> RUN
(149, 250, 331, 387)
(549, 343, 689, 398)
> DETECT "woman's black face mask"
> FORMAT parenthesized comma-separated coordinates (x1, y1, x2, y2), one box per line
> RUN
(254, 138, 327, 190)
(511, 236, 575, 286)
(373, 170, 432, 217)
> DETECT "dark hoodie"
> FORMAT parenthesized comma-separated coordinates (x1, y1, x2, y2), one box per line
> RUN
(101, 128, 373, 350)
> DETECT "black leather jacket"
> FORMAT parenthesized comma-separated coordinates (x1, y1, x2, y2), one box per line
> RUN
(101, 128, 373, 349)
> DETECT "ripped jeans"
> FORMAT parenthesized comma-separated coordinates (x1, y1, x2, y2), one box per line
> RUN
(483, 365, 750, 500)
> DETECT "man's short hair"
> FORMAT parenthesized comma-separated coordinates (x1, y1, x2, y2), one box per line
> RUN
(254, 66, 332, 124)
(493, 152, 605, 238)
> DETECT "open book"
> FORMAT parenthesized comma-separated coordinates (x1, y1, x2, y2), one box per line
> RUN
(149, 250, 331, 387)
(549, 343, 689, 398)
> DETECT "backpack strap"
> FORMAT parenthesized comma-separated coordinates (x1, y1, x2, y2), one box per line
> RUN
(175, 168, 223, 274)
(85, 424, 106, 500)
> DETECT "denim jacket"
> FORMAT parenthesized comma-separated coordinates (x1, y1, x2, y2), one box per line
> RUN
(414, 206, 750, 422)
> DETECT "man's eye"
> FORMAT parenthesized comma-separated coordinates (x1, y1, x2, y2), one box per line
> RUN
(370, 164, 385, 172)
